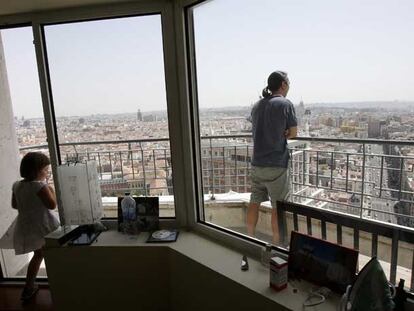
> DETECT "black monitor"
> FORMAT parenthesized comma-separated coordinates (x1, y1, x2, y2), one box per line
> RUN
(288, 231, 359, 293)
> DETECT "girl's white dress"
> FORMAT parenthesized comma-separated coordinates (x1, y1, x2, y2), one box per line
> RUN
(12, 180, 60, 255)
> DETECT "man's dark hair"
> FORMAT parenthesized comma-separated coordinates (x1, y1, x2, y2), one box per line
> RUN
(262, 71, 289, 98)
(20, 152, 51, 181)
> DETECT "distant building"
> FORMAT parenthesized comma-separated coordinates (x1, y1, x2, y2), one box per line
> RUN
(295, 100, 305, 126)
(335, 116, 343, 128)
(143, 114, 156, 122)
(368, 119, 381, 138)
(137, 109, 143, 121)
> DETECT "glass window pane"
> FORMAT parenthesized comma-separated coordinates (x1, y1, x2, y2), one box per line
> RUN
(0, 27, 50, 278)
(190, 0, 414, 250)
(43, 15, 175, 218)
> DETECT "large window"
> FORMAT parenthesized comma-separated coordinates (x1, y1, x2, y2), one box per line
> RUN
(43, 15, 175, 217)
(1, 0, 414, 291)
(190, 0, 414, 285)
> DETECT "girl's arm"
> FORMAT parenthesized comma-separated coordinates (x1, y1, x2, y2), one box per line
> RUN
(37, 185, 57, 210)
(11, 193, 17, 209)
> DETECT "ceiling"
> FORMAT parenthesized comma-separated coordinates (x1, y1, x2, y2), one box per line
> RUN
(0, 0, 137, 17)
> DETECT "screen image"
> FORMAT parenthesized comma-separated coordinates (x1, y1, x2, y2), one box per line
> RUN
(117, 197, 159, 234)
(288, 231, 359, 293)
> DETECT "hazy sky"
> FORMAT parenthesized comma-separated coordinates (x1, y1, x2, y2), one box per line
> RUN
(2, 15, 166, 118)
(2, 0, 414, 118)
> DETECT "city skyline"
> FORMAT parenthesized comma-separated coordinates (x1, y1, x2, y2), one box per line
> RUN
(12, 99, 414, 120)
(14, 103, 414, 227)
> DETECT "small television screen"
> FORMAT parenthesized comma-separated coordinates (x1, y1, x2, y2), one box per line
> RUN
(288, 231, 359, 293)
(117, 197, 159, 234)
(69, 232, 100, 246)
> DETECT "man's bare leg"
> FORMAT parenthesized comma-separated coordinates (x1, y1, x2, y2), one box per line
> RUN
(271, 208, 280, 245)
(247, 202, 261, 237)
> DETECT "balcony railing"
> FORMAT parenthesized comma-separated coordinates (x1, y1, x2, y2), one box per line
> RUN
(277, 200, 414, 290)
(20, 135, 414, 223)
(19, 135, 414, 288)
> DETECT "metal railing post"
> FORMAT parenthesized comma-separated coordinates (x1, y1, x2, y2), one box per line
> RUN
(245, 145, 248, 193)
(316, 151, 319, 187)
(290, 149, 294, 197)
(234, 146, 238, 192)
(140, 142, 147, 196)
(119, 151, 124, 180)
(276, 201, 288, 246)
(345, 154, 349, 192)
(97, 152, 102, 179)
(209, 138, 215, 199)
(153, 149, 157, 179)
(398, 157, 404, 201)
(109, 152, 113, 180)
(131, 149, 135, 180)
(330, 151, 334, 189)
(379, 155, 384, 198)
(360, 144, 366, 218)
(302, 150, 306, 186)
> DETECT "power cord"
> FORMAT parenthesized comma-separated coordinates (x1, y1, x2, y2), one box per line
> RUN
(303, 287, 331, 307)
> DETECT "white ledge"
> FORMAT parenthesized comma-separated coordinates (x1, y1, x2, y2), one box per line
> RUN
(45, 228, 340, 311)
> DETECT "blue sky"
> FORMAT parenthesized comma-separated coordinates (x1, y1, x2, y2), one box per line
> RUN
(2, 0, 414, 118)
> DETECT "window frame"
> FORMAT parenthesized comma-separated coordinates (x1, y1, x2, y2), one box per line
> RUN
(180, 0, 280, 257)
(0, 1, 187, 228)
(31, 2, 186, 226)
(0, 23, 51, 282)
(0, 0, 270, 281)
(39, 13, 177, 221)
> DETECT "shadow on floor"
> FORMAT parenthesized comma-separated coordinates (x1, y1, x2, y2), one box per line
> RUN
(0, 286, 54, 311)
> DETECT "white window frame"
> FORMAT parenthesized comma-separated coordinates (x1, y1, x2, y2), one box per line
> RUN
(174, 0, 267, 257)
(0, 0, 266, 262)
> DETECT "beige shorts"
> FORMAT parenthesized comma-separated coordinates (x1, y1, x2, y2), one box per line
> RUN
(250, 166, 289, 208)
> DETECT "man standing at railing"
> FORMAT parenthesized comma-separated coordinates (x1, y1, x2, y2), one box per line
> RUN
(247, 71, 298, 245)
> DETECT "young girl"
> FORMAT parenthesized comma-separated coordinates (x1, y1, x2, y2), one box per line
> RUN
(11, 152, 60, 301)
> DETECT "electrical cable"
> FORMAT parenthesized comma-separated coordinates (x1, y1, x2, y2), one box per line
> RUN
(303, 287, 331, 307)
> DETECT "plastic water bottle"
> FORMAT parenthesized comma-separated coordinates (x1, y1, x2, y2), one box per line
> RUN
(261, 243, 273, 267)
(120, 193, 136, 234)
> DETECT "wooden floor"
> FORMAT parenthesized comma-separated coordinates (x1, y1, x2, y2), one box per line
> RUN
(0, 286, 54, 311)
